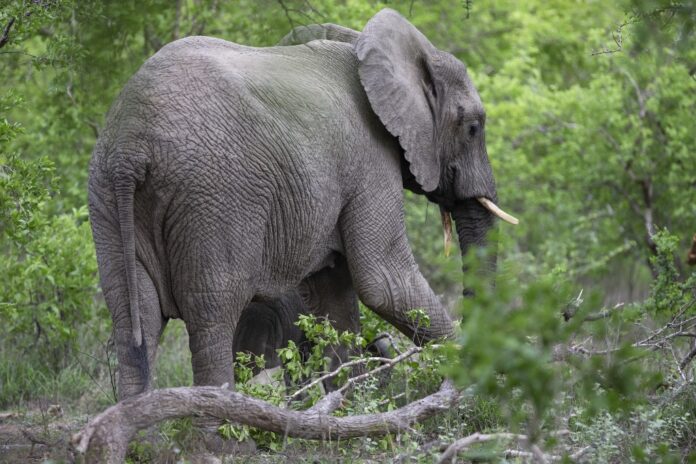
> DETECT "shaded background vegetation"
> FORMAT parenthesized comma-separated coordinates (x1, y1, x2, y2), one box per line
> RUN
(1, 0, 695, 462)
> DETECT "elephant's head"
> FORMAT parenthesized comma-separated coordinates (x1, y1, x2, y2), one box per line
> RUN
(354, 9, 517, 284)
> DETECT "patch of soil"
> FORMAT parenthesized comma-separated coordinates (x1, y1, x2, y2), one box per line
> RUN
(0, 417, 79, 463)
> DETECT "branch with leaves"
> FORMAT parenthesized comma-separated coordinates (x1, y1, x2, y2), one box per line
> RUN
(72, 380, 460, 463)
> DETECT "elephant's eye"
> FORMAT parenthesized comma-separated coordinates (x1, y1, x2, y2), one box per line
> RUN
(468, 120, 480, 138)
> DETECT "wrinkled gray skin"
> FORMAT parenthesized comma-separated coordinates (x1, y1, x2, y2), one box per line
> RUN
(234, 257, 360, 388)
(88, 9, 498, 407)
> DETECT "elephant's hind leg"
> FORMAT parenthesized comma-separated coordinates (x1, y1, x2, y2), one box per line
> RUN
(110, 261, 166, 399)
(183, 290, 250, 449)
(184, 291, 244, 389)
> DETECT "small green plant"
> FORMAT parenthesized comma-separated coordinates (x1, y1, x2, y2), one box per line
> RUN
(279, 314, 365, 395)
(406, 308, 431, 330)
(125, 432, 156, 463)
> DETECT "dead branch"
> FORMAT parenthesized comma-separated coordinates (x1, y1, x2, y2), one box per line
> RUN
(437, 432, 528, 464)
(502, 445, 591, 462)
(583, 303, 625, 322)
(439, 431, 582, 463)
(305, 390, 342, 414)
(73, 380, 459, 463)
(591, 4, 691, 56)
(562, 289, 625, 322)
(0, 17, 15, 50)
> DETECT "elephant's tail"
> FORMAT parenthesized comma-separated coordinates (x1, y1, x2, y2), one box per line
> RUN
(114, 177, 142, 347)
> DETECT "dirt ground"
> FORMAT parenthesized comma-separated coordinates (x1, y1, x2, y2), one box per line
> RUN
(0, 409, 79, 463)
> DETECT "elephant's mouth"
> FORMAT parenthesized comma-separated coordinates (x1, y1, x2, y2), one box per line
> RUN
(439, 197, 518, 256)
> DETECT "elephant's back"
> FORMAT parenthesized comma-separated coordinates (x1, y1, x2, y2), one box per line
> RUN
(92, 36, 376, 298)
(106, 35, 367, 171)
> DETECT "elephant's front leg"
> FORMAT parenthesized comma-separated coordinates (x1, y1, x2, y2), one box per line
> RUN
(299, 256, 360, 391)
(340, 190, 455, 344)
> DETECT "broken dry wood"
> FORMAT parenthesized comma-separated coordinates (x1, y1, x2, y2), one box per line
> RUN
(437, 432, 529, 463)
(437, 430, 581, 463)
(73, 380, 459, 463)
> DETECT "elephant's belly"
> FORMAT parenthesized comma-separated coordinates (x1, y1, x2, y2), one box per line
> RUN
(254, 223, 344, 300)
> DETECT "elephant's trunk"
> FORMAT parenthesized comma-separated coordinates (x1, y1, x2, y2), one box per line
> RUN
(451, 199, 497, 296)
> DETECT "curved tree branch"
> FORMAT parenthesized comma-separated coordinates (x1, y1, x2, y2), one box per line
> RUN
(72, 380, 459, 463)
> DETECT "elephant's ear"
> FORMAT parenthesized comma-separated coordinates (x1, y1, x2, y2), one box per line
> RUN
(278, 23, 360, 46)
(355, 9, 440, 192)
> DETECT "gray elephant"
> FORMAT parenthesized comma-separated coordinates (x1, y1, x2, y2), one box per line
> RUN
(233, 292, 310, 383)
(233, 256, 356, 386)
(88, 7, 516, 418)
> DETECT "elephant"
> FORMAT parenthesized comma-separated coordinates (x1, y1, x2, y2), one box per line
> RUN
(233, 256, 357, 388)
(233, 292, 311, 385)
(235, 253, 397, 393)
(88, 7, 517, 432)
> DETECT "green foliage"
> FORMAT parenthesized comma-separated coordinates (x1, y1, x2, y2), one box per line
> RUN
(572, 403, 692, 464)
(1, 0, 695, 461)
(0, 90, 103, 384)
(647, 230, 696, 315)
(221, 314, 368, 450)
(447, 251, 574, 436)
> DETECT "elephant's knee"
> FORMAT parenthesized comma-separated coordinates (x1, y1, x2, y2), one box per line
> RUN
(353, 265, 393, 311)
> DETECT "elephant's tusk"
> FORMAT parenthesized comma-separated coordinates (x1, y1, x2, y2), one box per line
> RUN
(440, 207, 453, 257)
(477, 197, 519, 225)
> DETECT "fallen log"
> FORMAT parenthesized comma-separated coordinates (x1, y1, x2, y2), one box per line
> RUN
(72, 380, 459, 463)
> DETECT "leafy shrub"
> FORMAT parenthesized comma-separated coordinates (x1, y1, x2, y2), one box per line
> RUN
(0, 93, 105, 391)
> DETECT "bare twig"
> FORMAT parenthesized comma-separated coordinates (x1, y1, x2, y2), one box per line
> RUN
(583, 303, 626, 322)
(562, 310, 696, 358)
(277, 0, 298, 31)
(562, 290, 625, 322)
(288, 346, 421, 401)
(337, 346, 422, 394)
